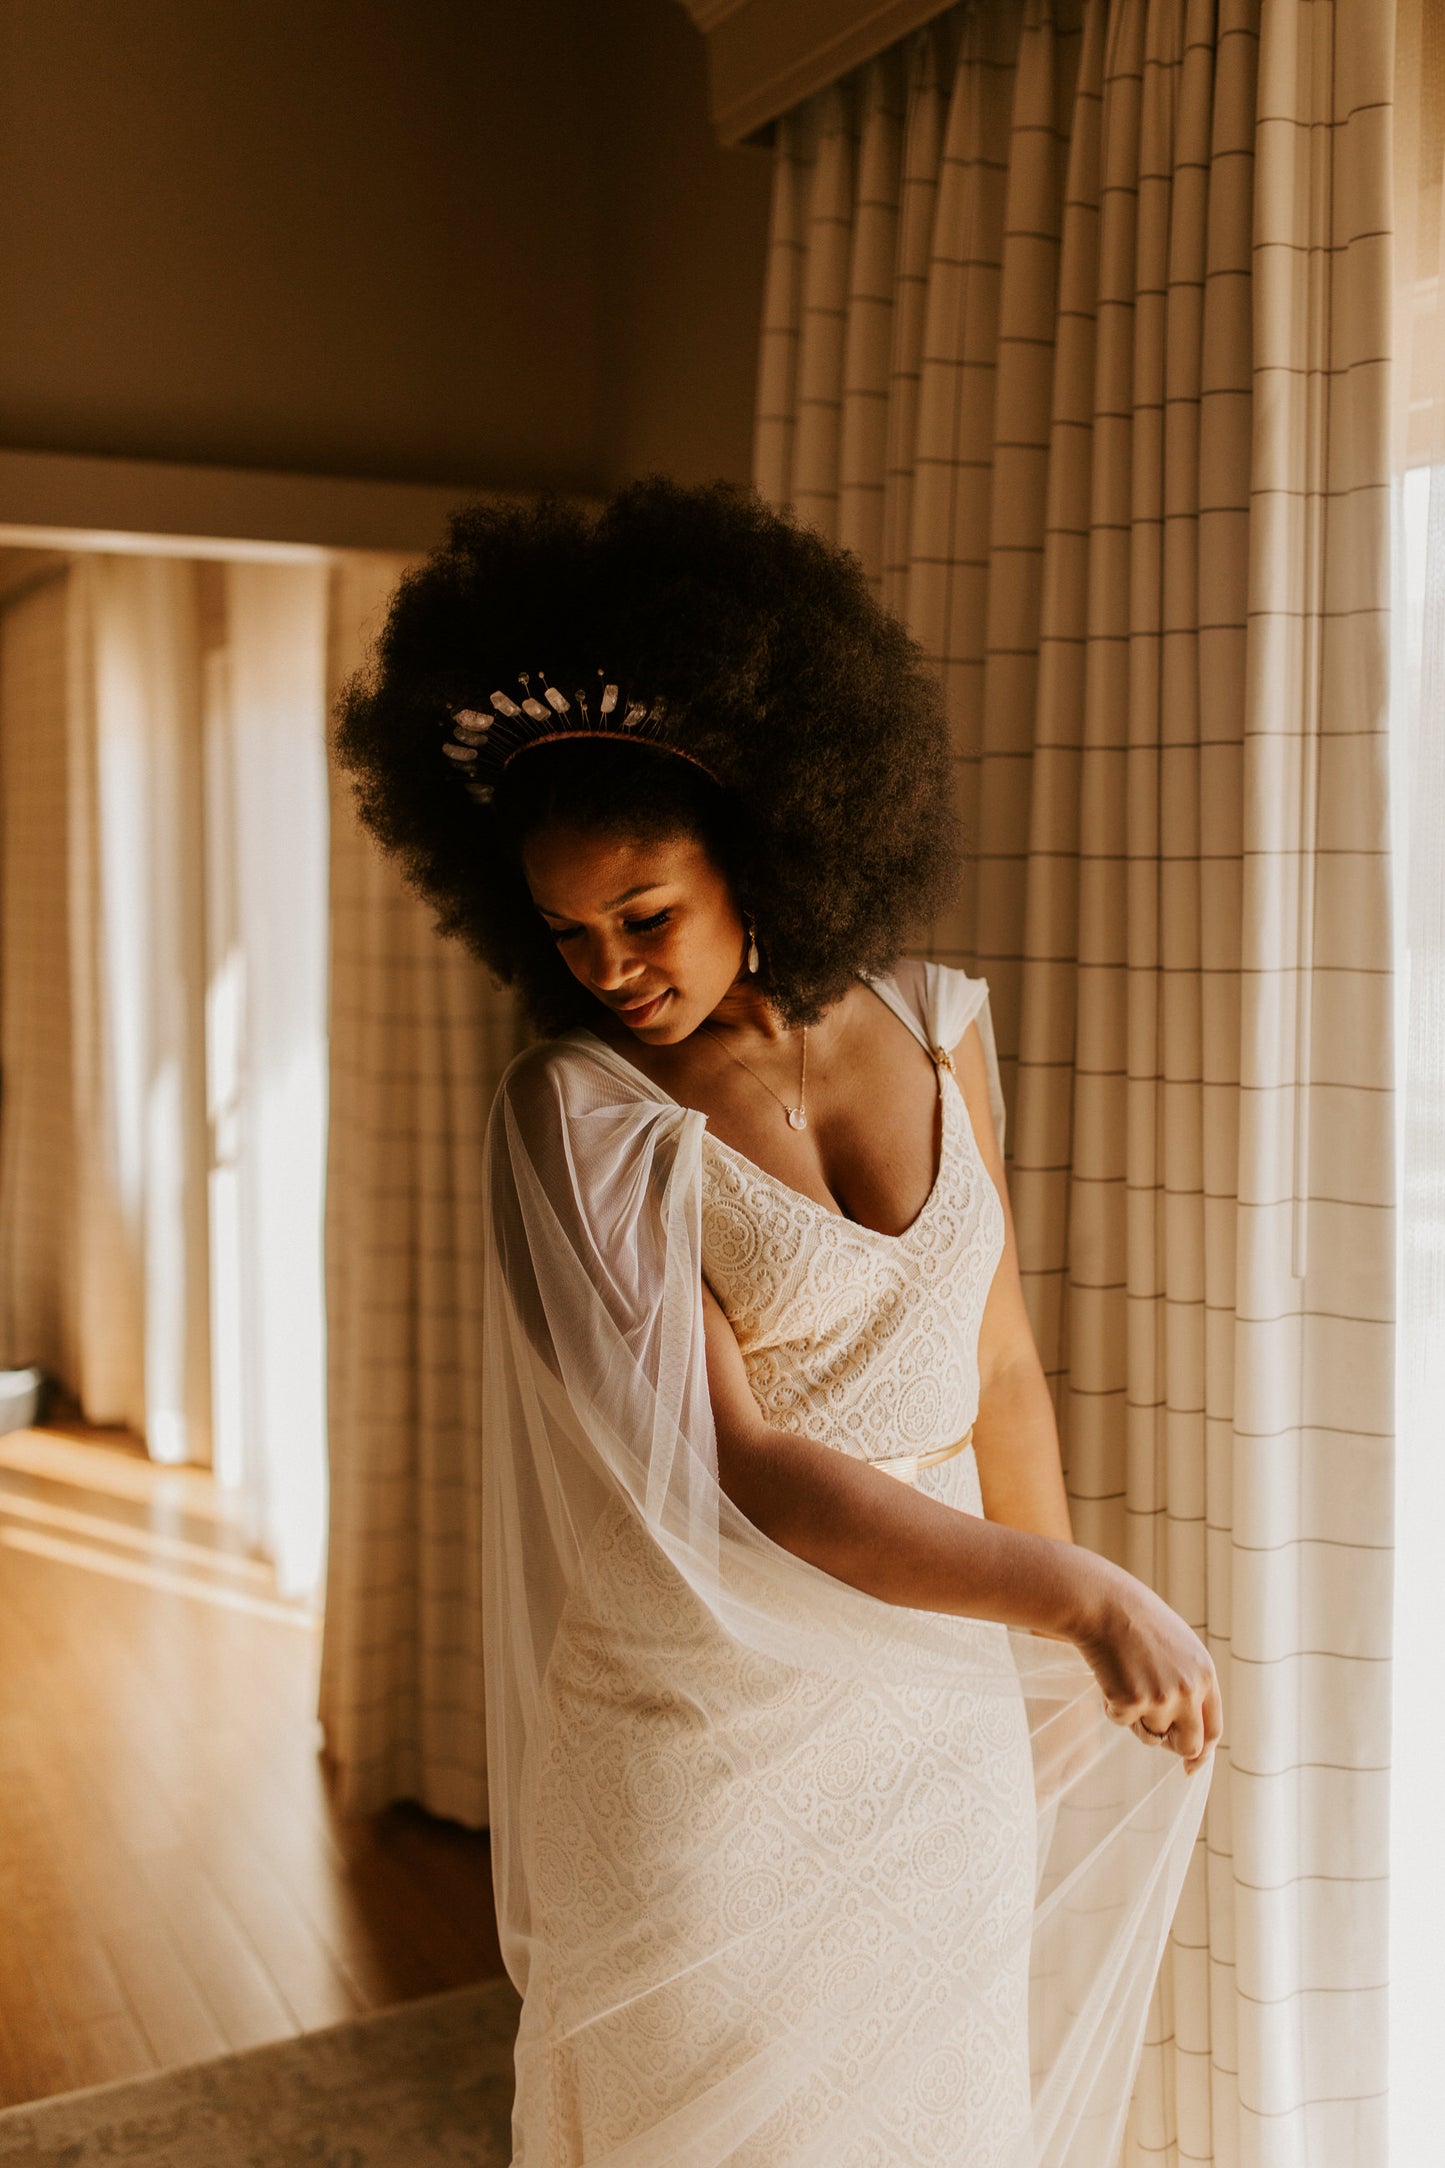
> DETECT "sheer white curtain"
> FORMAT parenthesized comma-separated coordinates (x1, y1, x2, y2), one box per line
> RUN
(0, 551, 330, 1596)
(0, 557, 212, 1459)
(1387, 0, 1444, 2155)
(206, 562, 331, 1595)
(78, 558, 213, 1465)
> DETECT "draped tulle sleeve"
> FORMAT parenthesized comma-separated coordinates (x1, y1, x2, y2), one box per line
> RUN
(480, 1021, 1210, 2167)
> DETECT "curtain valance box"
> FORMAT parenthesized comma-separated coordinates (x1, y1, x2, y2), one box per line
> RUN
(676, 0, 954, 144)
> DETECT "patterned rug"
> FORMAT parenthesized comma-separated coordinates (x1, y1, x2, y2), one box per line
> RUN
(0, 1975, 522, 2167)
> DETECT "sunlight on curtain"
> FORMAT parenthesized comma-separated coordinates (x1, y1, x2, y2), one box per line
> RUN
(0, 552, 331, 1599)
(1387, 0, 1444, 2153)
(210, 562, 331, 1598)
(75, 558, 212, 1463)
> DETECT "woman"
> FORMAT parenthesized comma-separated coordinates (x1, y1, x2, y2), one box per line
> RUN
(337, 477, 1220, 2167)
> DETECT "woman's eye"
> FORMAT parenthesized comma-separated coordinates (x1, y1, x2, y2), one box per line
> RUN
(543, 909, 670, 943)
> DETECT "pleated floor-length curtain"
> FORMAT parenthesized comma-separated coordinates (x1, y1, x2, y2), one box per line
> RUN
(318, 551, 529, 1824)
(0, 556, 332, 1591)
(754, 3, 1396, 2161)
(207, 560, 333, 1595)
(0, 558, 212, 1465)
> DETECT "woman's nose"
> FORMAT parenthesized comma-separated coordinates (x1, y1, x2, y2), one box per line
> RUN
(585, 934, 642, 991)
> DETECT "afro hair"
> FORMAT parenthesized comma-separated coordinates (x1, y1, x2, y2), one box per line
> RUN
(333, 474, 961, 1033)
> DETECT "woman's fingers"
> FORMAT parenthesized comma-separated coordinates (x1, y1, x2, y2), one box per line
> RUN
(1191, 1672, 1224, 1770)
(1089, 1586, 1223, 1776)
(1166, 1703, 1205, 1765)
(1148, 1671, 1221, 1773)
(1180, 1700, 1217, 1774)
(1174, 1659, 1224, 1771)
(1113, 1675, 1220, 1772)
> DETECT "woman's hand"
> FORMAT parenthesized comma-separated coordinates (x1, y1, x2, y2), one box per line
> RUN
(1070, 1565, 1222, 1776)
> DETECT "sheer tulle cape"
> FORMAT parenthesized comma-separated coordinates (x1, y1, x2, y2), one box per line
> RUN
(480, 973, 1210, 2166)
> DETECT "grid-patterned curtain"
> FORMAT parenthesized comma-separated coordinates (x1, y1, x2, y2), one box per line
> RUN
(318, 552, 528, 1823)
(754, 2, 1396, 2159)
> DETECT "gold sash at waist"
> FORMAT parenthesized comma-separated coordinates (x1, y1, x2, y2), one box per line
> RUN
(870, 1427, 974, 1487)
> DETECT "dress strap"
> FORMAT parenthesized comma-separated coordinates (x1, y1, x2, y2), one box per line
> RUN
(862, 967, 965, 1073)
(863, 964, 1008, 1157)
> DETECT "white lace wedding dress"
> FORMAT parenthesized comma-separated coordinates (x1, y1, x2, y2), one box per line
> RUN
(482, 962, 1209, 2168)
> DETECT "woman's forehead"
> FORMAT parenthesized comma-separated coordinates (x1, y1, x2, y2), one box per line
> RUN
(522, 825, 720, 915)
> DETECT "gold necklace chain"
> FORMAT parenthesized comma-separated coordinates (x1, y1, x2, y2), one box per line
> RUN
(701, 1020, 809, 1130)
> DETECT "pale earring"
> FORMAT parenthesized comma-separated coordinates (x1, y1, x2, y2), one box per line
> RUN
(745, 916, 760, 974)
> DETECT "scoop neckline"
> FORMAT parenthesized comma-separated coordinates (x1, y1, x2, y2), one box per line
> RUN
(571, 974, 956, 1243)
(701, 1065, 955, 1244)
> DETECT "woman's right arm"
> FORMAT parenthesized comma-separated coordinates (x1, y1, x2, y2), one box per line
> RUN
(702, 1285, 1221, 1775)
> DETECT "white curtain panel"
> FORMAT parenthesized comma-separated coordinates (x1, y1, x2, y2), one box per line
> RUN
(76, 557, 213, 1463)
(754, 2, 1396, 2160)
(210, 561, 332, 1596)
(318, 551, 529, 1824)
(0, 555, 331, 1599)
(0, 558, 212, 1463)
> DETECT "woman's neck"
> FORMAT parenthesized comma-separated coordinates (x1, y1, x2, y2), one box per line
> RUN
(702, 980, 795, 1042)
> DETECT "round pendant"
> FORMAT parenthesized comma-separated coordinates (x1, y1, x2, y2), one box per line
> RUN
(787, 1107, 808, 1130)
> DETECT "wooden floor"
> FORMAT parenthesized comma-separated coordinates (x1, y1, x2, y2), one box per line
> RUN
(0, 1419, 504, 2110)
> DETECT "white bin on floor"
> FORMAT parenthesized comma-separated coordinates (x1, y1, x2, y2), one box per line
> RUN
(0, 1367, 43, 1436)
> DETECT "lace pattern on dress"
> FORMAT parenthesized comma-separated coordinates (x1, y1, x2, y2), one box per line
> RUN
(700, 1055, 1004, 1466)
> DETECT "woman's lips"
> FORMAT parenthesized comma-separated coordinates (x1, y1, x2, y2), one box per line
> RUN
(613, 989, 671, 1027)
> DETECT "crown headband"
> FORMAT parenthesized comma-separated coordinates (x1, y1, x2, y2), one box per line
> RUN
(441, 668, 719, 803)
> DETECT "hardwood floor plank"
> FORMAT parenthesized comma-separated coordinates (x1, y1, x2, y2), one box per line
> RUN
(26, 1921, 131, 2035)
(129, 1847, 301, 2053)
(204, 1791, 442, 2011)
(0, 1765, 73, 1930)
(0, 1950, 76, 2109)
(67, 2007, 157, 2091)
(96, 1908, 232, 2071)
(190, 1828, 366, 2033)
(385, 1806, 504, 1978)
